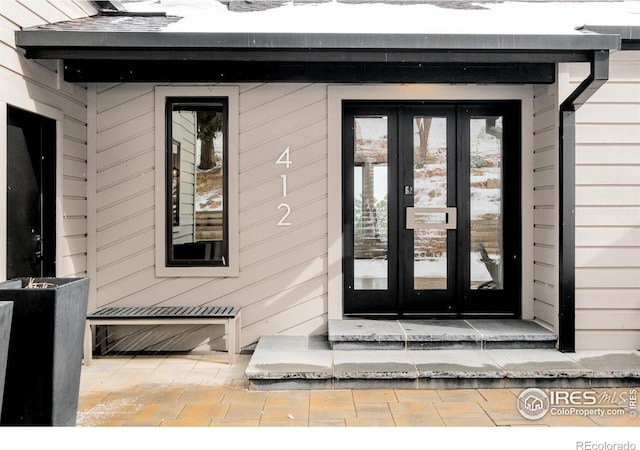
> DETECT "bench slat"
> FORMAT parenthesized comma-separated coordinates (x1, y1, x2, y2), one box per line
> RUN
(87, 305, 239, 319)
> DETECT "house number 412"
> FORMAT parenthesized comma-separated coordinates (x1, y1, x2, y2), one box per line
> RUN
(276, 146, 292, 226)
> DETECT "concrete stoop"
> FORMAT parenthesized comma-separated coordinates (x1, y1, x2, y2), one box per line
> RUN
(244, 319, 640, 390)
(328, 319, 558, 350)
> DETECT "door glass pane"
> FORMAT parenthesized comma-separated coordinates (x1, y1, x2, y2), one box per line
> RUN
(354, 116, 388, 290)
(470, 116, 504, 290)
(413, 117, 448, 290)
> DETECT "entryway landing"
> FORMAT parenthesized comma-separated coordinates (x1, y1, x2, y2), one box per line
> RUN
(328, 318, 557, 350)
(245, 319, 640, 390)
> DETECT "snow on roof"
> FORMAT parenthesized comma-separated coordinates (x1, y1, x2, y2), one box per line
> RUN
(118, 0, 640, 35)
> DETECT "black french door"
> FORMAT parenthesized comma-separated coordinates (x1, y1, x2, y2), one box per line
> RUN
(343, 102, 521, 317)
(6, 106, 56, 279)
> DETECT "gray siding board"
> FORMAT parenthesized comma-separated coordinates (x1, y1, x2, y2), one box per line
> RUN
(48, 0, 94, 19)
(576, 227, 640, 247)
(533, 147, 554, 168)
(97, 133, 155, 170)
(575, 331, 640, 350)
(96, 174, 155, 211)
(96, 190, 155, 228)
(577, 289, 640, 309)
(97, 210, 154, 249)
(62, 216, 87, 237)
(533, 207, 554, 227)
(533, 227, 554, 246)
(97, 249, 155, 288)
(576, 166, 639, 185)
(15, 0, 69, 23)
(576, 268, 640, 288)
(576, 309, 640, 330)
(576, 248, 640, 268)
(97, 228, 155, 268)
(97, 150, 154, 190)
(577, 145, 640, 164)
(576, 207, 640, 226)
(577, 186, 640, 205)
(0, 2, 47, 27)
(576, 123, 640, 144)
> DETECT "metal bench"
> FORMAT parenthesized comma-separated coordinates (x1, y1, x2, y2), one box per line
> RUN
(84, 305, 241, 365)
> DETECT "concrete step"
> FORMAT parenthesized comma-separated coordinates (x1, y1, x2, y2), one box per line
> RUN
(244, 335, 640, 391)
(328, 319, 558, 350)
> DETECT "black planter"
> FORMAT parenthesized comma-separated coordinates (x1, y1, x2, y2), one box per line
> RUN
(0, 301, 13, 417)
(0, 278, 89, 426)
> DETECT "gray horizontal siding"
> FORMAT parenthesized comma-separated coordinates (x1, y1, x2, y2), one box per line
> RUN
(532, 83, 558, 331)
(91, 83, 329, 350)
(1, 0, 97, 278)
(572, 51, 640, 350)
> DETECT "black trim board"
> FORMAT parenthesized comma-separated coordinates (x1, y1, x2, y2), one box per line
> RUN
(63, 60, 556, 83)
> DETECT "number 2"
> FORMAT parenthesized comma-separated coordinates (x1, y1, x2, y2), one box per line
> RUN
(276, 203, 292, 226)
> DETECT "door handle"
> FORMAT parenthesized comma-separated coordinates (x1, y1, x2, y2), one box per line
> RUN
(33, 234, 42, 263)
(406, 207, 457, 230)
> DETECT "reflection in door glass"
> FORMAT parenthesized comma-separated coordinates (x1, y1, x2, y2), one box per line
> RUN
(413, 117, 448, 290)
(354, 117, 388, 290)
(470, 116, 504, 290)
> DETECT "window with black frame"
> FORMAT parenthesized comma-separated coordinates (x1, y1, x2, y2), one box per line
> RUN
(166, 98, 228, 267)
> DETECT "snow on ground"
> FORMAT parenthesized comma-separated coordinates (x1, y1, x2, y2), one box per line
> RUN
(354, 254, 493, 284)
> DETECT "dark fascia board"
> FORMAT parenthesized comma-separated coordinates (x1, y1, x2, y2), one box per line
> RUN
(24, 48, 602, 64)
(16, 30, 621, 62)
(63, 60, 557, 83)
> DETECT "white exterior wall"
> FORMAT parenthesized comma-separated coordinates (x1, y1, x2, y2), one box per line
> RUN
(0, 0, 96, 279)
(570, 51, 640, 350)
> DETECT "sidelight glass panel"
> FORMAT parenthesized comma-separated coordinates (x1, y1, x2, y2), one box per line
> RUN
(470, 116, 504, 289)
(413, 117, 448, 290)
(354, 116, 388, 290)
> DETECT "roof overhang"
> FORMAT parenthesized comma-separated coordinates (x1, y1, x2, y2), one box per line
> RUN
(580, 25, 640, 49)
(15, 17, 622, 83)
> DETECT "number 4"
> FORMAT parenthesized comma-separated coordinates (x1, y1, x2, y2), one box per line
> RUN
(275, 146, 292, 169)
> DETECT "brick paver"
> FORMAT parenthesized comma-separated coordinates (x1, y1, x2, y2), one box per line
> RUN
(76, 355, 639, 428)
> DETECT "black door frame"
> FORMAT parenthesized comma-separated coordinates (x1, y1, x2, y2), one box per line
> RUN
(343, 100, 521, 318)
(6, 105, 57, 278)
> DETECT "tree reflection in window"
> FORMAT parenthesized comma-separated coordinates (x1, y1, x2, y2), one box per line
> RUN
(167, 98, 228, 266)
